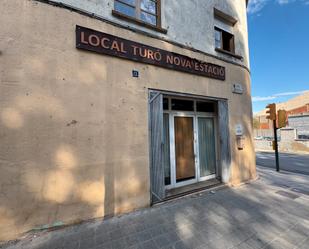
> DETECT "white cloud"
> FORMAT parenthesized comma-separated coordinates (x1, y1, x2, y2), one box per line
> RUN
(252, 90, 308, 102)
(247, 0, 269, 14)
(277, 0, 292, 4)
(274, 90, 307, 96)
(248, 0, 307, 14)
(252, 96, 276, 102)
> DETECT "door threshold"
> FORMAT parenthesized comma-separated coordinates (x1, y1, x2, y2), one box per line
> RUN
(164, 178, 222, 200)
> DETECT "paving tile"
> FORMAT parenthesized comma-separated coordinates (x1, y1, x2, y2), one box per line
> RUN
(160, 245, 175, 249)
(165, 231, 181, 242)
(130, 223, 148, 233)
(63, 239, 80, 249)
(296, 238, 309, 249)
(293, 223, 309, 237)
(232, 241, 255, 249)
(263, 237, 295, 249)
(128, 245, 140, 249)
(122, 235, 139, 247)
(109, 228, 127, 241)
(244, 235, 267, 249)
(135, 231, 153, 243)
(109, 238, 127, 249)
(181, 237, 204, 249)
(138, 240, 159, 249)
(80, 236, 96, 249)
(279, 226, 308, 246)
(221, 229, 252, 248)
(95, 231, 111, 245)
(198, 226, 224, 242)
(204, 237, 233, 249)
(152, 234, 174, 248)
(290, 188, 309, 196)
(173, 240, 191, 249)
(95, 242, 113, 249)
(148, 226, 168, 239)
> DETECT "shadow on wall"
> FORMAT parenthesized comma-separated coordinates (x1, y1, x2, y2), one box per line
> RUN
(0, 46, 149, 241)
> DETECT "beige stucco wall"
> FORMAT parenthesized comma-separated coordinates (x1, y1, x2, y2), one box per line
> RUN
(0, 0, 256, 241)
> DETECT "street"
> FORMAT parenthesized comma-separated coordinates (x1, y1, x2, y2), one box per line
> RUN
(256, 151, 309, 175)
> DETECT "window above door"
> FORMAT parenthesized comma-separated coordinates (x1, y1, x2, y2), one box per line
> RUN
(112, 0, 167, 33)
(163, 97, 216, 114)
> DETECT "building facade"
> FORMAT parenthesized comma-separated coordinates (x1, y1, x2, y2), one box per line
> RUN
(289, 113, 309, 138)
(0, 0, 255, 241)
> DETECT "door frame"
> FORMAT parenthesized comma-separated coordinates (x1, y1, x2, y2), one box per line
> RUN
(164, 97, 218, 190)
(195, 115, 218, 182)
(149, 90, 231, 203)
(169, 113, 198, 189)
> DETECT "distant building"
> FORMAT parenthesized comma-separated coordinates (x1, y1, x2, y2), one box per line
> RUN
(287, 103, 309, 116)
(288, 113, 309, 138)
(287, 104, 309, 138)
(254, 92, 309, 139)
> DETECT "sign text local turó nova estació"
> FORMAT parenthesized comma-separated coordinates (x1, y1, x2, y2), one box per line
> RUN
(76, 25, 225, 81)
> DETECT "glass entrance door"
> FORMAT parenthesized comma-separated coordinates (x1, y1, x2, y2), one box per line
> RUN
(163, 97, 217, 189)
(174, 116, 196, 183)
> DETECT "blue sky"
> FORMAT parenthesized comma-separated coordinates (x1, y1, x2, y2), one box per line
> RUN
(248, 0, 309, 113)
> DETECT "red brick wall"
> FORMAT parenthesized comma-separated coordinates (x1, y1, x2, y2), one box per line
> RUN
(260, 123, 270, 129)
(287, 104, 309, 116)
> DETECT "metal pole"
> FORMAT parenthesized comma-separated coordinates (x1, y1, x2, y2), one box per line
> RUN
(273, 120, 280, 172)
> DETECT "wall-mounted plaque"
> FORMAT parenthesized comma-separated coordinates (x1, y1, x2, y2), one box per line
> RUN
(232, 83, 244, 94)
(235, 124, 244, 136)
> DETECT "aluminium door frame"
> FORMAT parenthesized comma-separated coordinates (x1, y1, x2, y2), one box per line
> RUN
(168, 112, 198, 189)
(165, 111, 218, 190)
(195, 115, 218, 182)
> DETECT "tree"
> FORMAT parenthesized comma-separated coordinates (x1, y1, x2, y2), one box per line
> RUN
(253, 117, 260, 129)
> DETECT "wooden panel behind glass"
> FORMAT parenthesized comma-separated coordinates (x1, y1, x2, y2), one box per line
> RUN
(174, 117, 195, 182)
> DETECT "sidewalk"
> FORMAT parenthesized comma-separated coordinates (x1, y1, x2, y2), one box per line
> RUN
(2, 167, 309, 249)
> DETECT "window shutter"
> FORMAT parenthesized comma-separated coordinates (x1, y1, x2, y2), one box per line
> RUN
(229, 36, 235, 53)
(218, 100, 231, 183)
(149, 91, 165, 203)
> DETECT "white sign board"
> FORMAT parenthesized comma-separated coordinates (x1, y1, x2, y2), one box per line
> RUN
(232, 83, 244, 94)
(235, 124, 243, 136)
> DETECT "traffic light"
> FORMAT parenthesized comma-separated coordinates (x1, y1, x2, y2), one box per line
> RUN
(272, 140, 276, 150)
(266, 103, 276, 120)
(277, 110, 287, 128)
